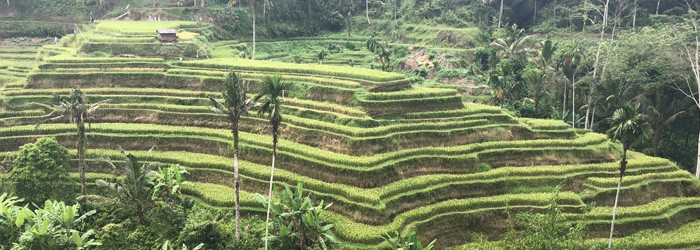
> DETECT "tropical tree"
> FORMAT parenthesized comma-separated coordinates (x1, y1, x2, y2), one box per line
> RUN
(672, 9, 700, 178)
(37, 88, 108, 196)
(366, 37, 391, 71)
(561, 51, 580, 128)
(96, 149, 159, 224)
(638, 94, 687, 156)
(540, 39, 559, 70)
(8, 137, 76, 205)
(254, 74, 293, 250)
(522, 67, 546, 112)
(377, 43, 391, 71)
(490, 26, 532, 59)
(161, 240, 204, 250)
(260, 183, 336, 250)
(317, 50, 327, 64)
(0, 194, 101, 249)
(606, 104, 652, 247)
(209, 71, 252, 241)
(382, 231, 436, 250)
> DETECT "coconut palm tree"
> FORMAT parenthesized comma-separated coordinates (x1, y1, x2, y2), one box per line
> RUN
(37, 88, 108, 196)
(490, 27, 532, 59)
(561, 52, 580, 128)
(96, 149, 158, 224)
(254, 74, 293, 250)
(606, 103, 652, 248)
(638, 94, 686, 156)
(210, 71, 253, 241)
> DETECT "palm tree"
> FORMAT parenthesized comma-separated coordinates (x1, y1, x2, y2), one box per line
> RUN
(254, 74, 293, 250)
(606, 104, 652, 248)
(209, 71, 252, 241)
(638, 94, 686, 156)
(490, 27, 532, 59)
(522, 68, 545, 112)
(377, 43, 391, 71)
(96, 149, 158, 224)
(37, 88, 108, 196)
(561, 52, 580, 128)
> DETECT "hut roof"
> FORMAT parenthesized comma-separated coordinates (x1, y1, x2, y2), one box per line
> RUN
(156, 29, 177, 34)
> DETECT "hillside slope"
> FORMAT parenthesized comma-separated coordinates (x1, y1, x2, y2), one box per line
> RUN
(1, 21, 699, 249)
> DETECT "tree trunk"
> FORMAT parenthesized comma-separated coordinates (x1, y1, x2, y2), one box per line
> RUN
(533, 0, 537, 23)
(300, 217, 306, 249)
(498, 0, 504, 28)
(696, 131, 700, 178)
(656, 0, 660, 14)
(572, 75, 575, 128)
(632, 0, 637, 28)
(264, 125, 278, 250)
(78, 121, 86, 196)
(591, 105, 597, 128)
(251, 0, 256, 60)
(563, 82, 567, 118)
(582, 0, 587, 32)
(609, 149, 627, 248)
(366, 0, 371, 24)
(233, 124, 241, 241)
(393, 0, 397, 21)
(553, 0, 558, 25)
(201, 0, 205, 8)
(586, 0, 610, 129)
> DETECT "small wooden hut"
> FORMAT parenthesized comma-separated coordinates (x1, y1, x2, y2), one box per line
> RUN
(156, 29, 177, 43)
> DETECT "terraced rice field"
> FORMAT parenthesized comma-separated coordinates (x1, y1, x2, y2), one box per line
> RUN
(1, 21, 699, 249)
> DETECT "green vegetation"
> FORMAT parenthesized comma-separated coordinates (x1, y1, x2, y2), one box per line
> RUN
(95, 21, 199, 35)
(7, 137, 76, 205)
(0, 0, 699, 248)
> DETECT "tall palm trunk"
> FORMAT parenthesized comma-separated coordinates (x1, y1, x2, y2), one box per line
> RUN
(232, 123, 241, 241)
(251, 0, 256, 60)
(696, 132, 700, 178)
(264, 123, 279, 250)
(366, 0, 371, 24)
(563, 82, 567, 117)
(609, 148, 628, 247)
(498, 0, 504, 28)
(77, 121, 87, 195)
(572, 75, 576, 128)
(632, 0, 637, 28)
(553, 0, 558, 24)
(533, 0, 537, 22)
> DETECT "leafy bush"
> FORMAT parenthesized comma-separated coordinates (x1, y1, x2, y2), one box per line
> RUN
(8, 137, 77, 205)
(503, 191, 588, 250)
(0, 21, 73, 38)
(0, 194, 101, 249)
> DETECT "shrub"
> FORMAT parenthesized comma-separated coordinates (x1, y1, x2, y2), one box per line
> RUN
(8, 137, 77, 205)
